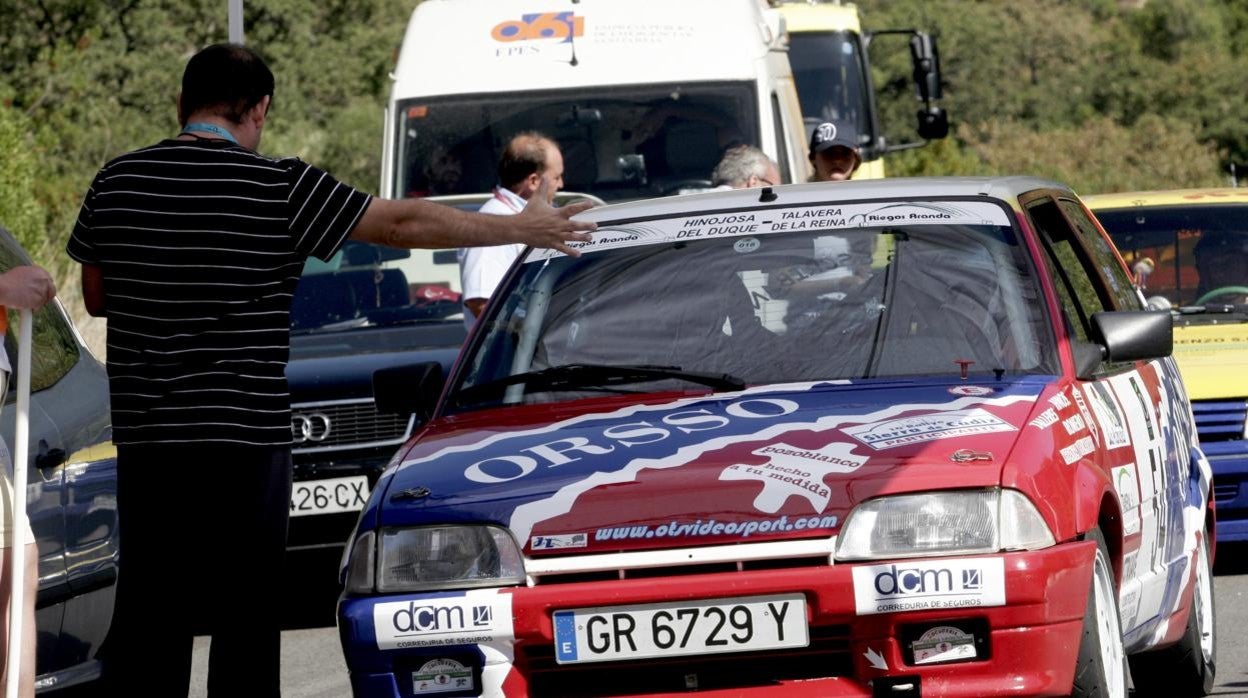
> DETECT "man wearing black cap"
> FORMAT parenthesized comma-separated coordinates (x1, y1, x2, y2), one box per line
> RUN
(809, 120, 862, 182)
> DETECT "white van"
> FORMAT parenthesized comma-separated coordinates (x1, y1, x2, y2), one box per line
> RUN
(381, 0, 811, 202)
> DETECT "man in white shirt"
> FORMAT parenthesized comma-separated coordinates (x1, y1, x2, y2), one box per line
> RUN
(459, 132, 565, 327)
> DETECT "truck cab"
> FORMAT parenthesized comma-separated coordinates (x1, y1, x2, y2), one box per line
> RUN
(381, 0, 811, 199)
(778, 0, 949, 179)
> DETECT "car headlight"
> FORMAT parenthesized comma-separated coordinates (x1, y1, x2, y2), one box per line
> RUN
(344, 525, 526, 594)
(834, 488, 1055, 561)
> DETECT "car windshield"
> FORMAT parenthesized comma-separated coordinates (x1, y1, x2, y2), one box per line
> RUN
(788, 31, 874, 150)
(395, 82, 759, 201)
(1094, 204, 1248, 316)
(451, 199, 1058, 412)
(290, 240, 463, 334)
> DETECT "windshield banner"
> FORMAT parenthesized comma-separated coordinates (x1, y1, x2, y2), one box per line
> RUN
(526, 200, 1013, 261)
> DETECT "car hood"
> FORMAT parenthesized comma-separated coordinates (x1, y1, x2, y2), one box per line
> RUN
(378, 378, 1051, 555)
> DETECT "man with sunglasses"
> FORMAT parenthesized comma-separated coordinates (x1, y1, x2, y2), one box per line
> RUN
(711, 144, 782, 190)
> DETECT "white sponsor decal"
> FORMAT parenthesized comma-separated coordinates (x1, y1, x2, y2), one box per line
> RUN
(1070, 386, 1099, 447)
(1123, 550, 1140, 581)
(1049, 391, 1072, 410)
(412, 658, 475, 695)
(948, 385, 994, 396)
(733, 236, 760, 253)
(852, 557, 1006, 615)
(495, 387, 1036, 550)
(374, 594, 514, 651)
(530, 533, 588, 551)
(1059, 435, 1095, 465)
(1120, 586, 1142, 629)
(911, 625, 978, 665)
(525, 201, 1012, 261)
(1114, 465, 1142, 535)
(1085, 382, 1130, 449)
(462, 397, 801, 484)
(1028, 408, 1059, 429)
(719, 441, 868, 514)
(843, 408, 1016, 451)
(1061, 413, 1086, 435)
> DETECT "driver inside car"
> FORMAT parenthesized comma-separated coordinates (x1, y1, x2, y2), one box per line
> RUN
(1192, 231, 1248, 305)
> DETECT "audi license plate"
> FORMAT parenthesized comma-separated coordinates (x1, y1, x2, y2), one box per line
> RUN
(553, 593, 807, 664)
(290, 475, 370, 517)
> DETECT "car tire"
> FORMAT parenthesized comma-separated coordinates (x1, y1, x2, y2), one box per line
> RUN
(1128, 531, 1216, 696)
(1071, 527, 1128, 698)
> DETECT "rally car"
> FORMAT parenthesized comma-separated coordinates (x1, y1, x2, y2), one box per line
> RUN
(338, 177, 1216, 697)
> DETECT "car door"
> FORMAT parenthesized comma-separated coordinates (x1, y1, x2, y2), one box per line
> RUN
(30, 299, 116, 672)
(1025, 193, 1189, 649)
(0, 233, 68, 673)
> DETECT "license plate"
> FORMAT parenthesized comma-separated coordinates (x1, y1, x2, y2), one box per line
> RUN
(553, 593, 807, 664)
(289, 475, 369, 517)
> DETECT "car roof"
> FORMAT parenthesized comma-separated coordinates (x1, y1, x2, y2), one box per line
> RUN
(574, 176, 1072, 224)
(1083, 187, 1248, 210)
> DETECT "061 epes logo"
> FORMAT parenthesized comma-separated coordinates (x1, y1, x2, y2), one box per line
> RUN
(851, 557, 1005, 615)
(491, 12, 584, 43)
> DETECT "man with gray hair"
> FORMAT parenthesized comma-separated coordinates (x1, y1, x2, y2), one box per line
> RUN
(711, 144, 781, 190)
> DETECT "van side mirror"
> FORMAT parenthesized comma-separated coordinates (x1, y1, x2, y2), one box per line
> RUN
(909, 33, 942, 102)
(909, 33, 948, 140)
(868, 29, 950, 148)
(373, 362, 445, 422)
(1089, 310, 1172, 366)
(917, 107, 948, 141)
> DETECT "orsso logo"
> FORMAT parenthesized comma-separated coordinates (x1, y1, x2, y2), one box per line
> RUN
(491, 12, 584, 43)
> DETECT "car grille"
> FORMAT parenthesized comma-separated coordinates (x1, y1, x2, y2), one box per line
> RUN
(520, 624, 853, 696)
(525, 538, 835, 586)
(290, 399, 414, 454)
(1214, 483, 1239, 505)
(1192, 399, 1248, 443)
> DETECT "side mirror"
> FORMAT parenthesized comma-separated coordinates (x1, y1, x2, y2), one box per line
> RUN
(1090, 310, 1173, 363)
(916, 107, 949, 140)
(869, 29, 949, 147)
(372, 362, 445, 422)
(909, 33, 943, 102)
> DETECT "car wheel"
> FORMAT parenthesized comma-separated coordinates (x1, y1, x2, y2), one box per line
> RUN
(1071, 527, 1128, 698)
(1128, 531, 1216, 696)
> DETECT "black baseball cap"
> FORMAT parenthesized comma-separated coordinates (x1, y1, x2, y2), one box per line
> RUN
(809, 121, 859, 155)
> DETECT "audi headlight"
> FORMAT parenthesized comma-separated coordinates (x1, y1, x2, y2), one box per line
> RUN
(349, 525, 527, 593)
(834, 488, 1055, 561)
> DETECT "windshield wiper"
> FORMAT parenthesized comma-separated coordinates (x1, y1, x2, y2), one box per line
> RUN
(453, 363, 747, 405)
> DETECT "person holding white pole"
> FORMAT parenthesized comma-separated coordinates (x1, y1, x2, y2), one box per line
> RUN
(0, 266, 57, 698)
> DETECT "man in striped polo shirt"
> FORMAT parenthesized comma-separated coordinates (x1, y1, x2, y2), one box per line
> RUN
(66, 44, 593, 695)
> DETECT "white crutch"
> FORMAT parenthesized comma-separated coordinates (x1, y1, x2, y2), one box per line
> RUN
(5, 309, 33, 698)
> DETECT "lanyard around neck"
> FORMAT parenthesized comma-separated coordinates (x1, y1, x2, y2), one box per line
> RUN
(181, 122, 239, 144)
(493, 187, 524, 213)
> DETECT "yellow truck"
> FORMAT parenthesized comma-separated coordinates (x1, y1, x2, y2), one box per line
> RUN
(1087, 188, 1248, 543)
(776, 0, 948, 179)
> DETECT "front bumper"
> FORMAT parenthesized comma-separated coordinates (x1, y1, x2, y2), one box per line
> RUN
(1205, 441, 1248, 542)
(339, 541, 1095, 697)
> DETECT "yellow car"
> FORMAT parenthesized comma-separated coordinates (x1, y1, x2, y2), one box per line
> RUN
(1087, 188, 1248, 543)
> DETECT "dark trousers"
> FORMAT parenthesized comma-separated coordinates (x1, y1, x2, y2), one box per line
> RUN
(99, 443, 292, 696)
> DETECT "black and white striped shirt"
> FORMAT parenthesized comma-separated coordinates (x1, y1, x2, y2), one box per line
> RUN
(67, 138, 372, 447)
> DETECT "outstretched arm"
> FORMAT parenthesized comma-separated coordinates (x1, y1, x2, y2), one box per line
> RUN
(351, 179, 595, 256)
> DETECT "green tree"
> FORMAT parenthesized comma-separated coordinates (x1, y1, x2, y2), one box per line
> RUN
(0, 105, 44, 256)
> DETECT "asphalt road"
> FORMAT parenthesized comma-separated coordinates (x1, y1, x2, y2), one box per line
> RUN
(184, 544, 1248, 697)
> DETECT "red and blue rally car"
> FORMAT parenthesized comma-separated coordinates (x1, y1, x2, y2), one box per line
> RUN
(339, 177, 1215, 697)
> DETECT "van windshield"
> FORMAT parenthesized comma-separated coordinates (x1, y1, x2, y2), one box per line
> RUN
(395, 83, 759, 201)
(788, 31, 874, 150)
(1095, 204, 1248, 316)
